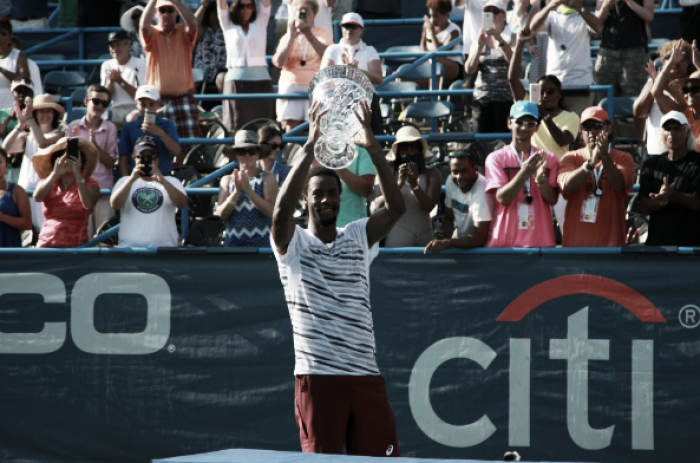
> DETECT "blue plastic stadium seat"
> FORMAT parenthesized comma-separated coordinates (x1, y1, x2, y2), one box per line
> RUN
(375, 81, 419, 105)
(405, 101, 453, 120)
(71, 88, 87, 106)
(396, 62, 445, 82)
(44, 71, 86, 98)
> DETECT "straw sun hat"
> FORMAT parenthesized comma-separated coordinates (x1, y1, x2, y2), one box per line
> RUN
(387, 126, 430, 161)
(32, 137, 99, 180)
(31, 94, 66, 118)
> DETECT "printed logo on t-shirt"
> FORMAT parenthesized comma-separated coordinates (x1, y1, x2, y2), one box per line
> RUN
(452, 199, 469, 214)
(132, 187, 164, 213)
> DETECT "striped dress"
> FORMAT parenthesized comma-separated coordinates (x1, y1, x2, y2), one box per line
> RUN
(225, 172, 272, 247)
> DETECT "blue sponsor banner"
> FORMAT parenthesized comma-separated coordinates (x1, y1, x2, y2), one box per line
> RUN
(0, 250, 697, 462)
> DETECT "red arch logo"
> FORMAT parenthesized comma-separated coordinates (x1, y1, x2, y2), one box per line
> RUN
(496, 275, 666, 323)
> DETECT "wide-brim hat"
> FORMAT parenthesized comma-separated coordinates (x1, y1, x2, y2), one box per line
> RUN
(121, 5, 145, 33)
(387, 126, 430, 161)
(32, 137, 99, 180)
(31, 94, 65, 118)
(232, 130, 261, 150)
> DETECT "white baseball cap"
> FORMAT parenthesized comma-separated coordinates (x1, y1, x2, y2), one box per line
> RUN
(340, 12, 364, 28)
(11, 78, 34, 93)
(135, 85, 161, 101)
(483, 0, 507, 12)
(660, 111, 689, 127)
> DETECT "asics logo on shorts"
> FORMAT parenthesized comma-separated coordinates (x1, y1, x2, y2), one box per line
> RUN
(386, 445, 394, 456)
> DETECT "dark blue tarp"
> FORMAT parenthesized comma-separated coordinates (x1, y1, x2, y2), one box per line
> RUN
(0, 250, 698, 463)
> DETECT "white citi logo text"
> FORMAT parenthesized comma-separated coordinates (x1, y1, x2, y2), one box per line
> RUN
(408, 307, 654, 451)
(0, 273, 171, 355)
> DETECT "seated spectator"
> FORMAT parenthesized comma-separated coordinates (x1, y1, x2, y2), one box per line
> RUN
(651, 41, 700, 144)
(217, 0, 275, 131)
(425, 150, 494, 253)
(215, 130, 278, 247)
(194, 0, 227, 93)
(258, 125, 290, 185)
(0, 147, 32, 247)
(3, 94, 65, 230)
(101, 30, 147, 129)
(420, 0, 462, 86)
(140, 0, 201, 154)
(529, 0, 602, 115)
(284, 0, 334, 31)
(509, 29, 580, 231)
(272, 0, 331, 132)
(594, 0, 653, 98)
(465, 0, 513, 134)
(11, 0, 50, 30)
(68, 85, 119, 238)
(486, 101, 559, 247)
(372, 126, 441, 247)
(321, 13, 384, 134)
(119, 85, 181, 178)
(0, 19, 29, 111)
(557, 107, 635, 247)
(639, 111, 700, 246)
(635, 40, 693, 156)
(0, 78, 34, 168)
(32, 137, 100, 248)
(111, 136, 188, 248)
(120, 5, 147, 58)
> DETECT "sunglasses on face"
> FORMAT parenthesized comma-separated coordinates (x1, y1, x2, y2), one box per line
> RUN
(512, 119, 537, 128)
(90, 97, 110, 107)
(341, 24, 361, 30)
(239, 3, 254, 9)
(235, 148, 258, 156)
(582, 122, 605, 131)
(158, 6, 176, 14)
(683, 85, 700, 94)
(267, 143, 284, 150)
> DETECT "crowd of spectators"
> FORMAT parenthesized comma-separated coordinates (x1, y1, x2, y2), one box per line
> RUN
(0, 0, 697, 249)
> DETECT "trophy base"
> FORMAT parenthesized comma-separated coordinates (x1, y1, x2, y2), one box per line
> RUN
(314, 137, 357, 170)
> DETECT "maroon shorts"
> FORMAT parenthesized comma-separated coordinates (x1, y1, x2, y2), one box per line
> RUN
(294, 375, 401, 457)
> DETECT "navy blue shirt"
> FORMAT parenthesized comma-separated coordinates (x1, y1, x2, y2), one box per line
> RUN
(119, 116, 179, 175)
(12, 0, 49, 20)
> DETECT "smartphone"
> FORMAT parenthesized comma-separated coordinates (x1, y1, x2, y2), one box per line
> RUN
(482, 12, 494, 31)
(529, 83, 542, 104)
(66, 137, 79, 161)
(144, 111, 157, 125)
(299, 11, 307, 23)
(141, 153, 153, 177)
(401, 152, 420, 167)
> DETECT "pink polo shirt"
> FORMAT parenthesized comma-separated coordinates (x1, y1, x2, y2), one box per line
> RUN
(485, 145, 559, 248)
(68, 117, 119, 189)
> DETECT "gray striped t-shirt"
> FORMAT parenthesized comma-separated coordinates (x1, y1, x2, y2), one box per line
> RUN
(272, 219, 380, 376)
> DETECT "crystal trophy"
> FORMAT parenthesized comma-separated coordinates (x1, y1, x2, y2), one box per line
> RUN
(308, 65, 374, 169)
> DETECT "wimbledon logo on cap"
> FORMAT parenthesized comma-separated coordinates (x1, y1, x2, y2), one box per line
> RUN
(132, 187, 164, 214)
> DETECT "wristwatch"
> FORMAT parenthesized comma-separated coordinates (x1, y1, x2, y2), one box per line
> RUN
(583, 161, 594, 172)
(543, 114, 552, 121)
(77, 178, 86, 184)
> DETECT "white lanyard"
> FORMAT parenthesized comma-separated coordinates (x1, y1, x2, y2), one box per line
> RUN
(511, 144, 536, 198)
(297, 25, 314, 64)
(587, 146, 610, 196)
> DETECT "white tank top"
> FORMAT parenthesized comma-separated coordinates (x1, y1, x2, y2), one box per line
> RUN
(0, 48, 19, 109)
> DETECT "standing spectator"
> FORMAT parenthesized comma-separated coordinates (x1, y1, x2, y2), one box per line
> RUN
(216, 130, 278, 247)
(273, 0, 331, 132)
(32, 137, 100, 248)
(332, 0, 352, 22)
(194, 0, 227, 93)
(140, 0, 201, 154)
(258, 125, 290, 185)
(509, 29, 580, 231)
(651, 40, 700, 143)
(557, 107, 635, 247)
(639, 111, 700, 246)
(285, 0, 334, 32)
(3, 94, 65, 230)
(321, 13, 384, 133)
(11, 0, 50, 30)
(217, 0, 275, 131)
(485, 101, 559, 247)
(594, 0, 653, 98)
(68, 85, 119, 238)
(101, 30, 147, 129)
(680, 0, 700, 47)
(421, 0, 462, 86)
(635, 40, 693, 156)
(465, 0, 513, 134)
(424, 150, 495, 253)
(111, 136, 188, 248)
(0, 20, 29, 111)
(372, 126, 442, 247)
(529, 0, 603, 115)
(8, 38, 42, 95)
(0, 148, 32, 247)
(120, 5, 147, 58)
(119, 85, 181, 177)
